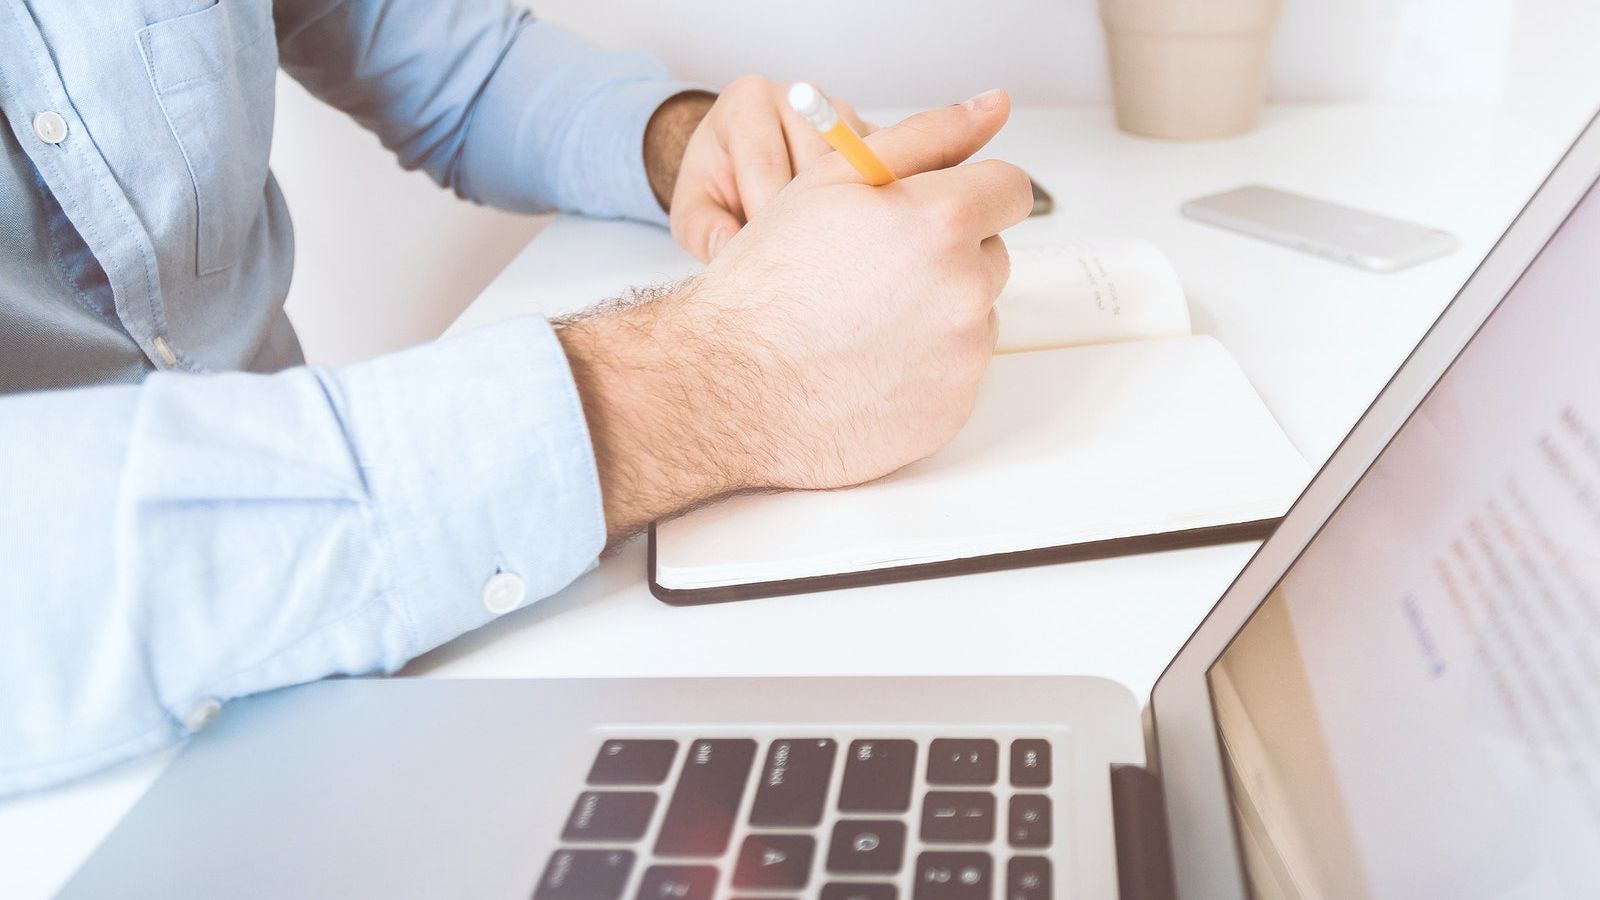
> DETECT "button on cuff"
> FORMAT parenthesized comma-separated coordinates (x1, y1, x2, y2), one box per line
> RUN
(482, 571, 527, 615)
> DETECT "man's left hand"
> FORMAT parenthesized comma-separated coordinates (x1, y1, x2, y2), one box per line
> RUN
(644, 76, 873, 262)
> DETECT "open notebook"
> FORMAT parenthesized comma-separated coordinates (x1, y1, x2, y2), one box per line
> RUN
(651, 241, 1311, 603)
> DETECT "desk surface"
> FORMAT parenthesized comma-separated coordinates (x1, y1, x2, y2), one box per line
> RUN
(1, 102, 1587, 899)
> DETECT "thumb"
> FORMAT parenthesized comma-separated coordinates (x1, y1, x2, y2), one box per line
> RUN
(670, 188, 745, 263)
(855, 89, 1010, 180)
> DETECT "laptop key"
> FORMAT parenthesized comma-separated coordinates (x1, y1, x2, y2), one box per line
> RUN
(731, 834, 815, 889)
(1009, 739, 1052, 788)
(839, 739, 917, 812)
(635, 865, 717, 900)
(826, 819, 906, 873)
(927, 739, 998, 786)
(1008, 795, 1051, 848)
(588, 739, 678, 786)
(1008, 856, 1052, 900)
(562, 791, 658, 842)
(654, 739, 758, 856)
(750, 738, 837, 826)
(913, 851, 991, 900)
(534, 849, 634, 900)
(920, 791, 996, 843)
(822, 884, 898, 900)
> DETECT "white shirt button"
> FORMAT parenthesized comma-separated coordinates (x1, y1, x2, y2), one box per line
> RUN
(183, 697, 222, 731)
(33, 111, 68, 145)
(482, 572, 526, 615)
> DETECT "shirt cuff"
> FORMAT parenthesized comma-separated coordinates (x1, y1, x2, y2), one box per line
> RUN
(460, 16, 702, 225)
(337, 316, 606, 656)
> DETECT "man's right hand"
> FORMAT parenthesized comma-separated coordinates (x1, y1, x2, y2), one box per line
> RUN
(557, 89, 1033, 542)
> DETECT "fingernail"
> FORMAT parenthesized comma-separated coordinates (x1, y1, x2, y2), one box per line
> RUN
(707, 227, 728, 259)
(961, 89, 1004, 111)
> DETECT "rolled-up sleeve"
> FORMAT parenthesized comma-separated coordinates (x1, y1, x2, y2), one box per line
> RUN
(0, 317, 605, 795)
(275, 0, 695, 223)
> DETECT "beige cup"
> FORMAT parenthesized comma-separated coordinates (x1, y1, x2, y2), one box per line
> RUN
(1100, 0, 1284, 140)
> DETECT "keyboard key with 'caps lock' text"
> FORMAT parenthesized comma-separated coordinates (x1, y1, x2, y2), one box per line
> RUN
(1009, 739, 1052, 788)
(838, 739, 917, 812)
(635, 865, 717, 900)
(927, 739, 998, 786)
(749, 738, 836, 826)
(826, 819, 906, 873)
(588, 740, 678, 786)
(920, 791, 996, 843)
(731, 834, 815, 889)
(654, 739, 757, 856)
(561, 792, 657, 842)
(913, 851, 992, 900)
(534, 849, 633, 900)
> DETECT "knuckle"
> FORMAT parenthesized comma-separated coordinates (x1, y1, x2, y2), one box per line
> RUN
(922, 194, 968, 238)
(726, 74, 769, 97)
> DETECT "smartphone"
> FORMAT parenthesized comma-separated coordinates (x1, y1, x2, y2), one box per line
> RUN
(1182, 185, 1458, 273)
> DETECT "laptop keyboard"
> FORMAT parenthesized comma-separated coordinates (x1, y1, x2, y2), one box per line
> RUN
(535, 735, 1059, 899)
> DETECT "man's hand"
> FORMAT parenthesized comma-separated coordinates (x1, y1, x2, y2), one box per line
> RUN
(562, 89, 1031, 543)
(643, 76, 874, 263)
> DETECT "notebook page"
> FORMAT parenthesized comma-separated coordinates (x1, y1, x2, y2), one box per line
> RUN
(995, 240, 1191, 354)
(655, 336, 1310, 590)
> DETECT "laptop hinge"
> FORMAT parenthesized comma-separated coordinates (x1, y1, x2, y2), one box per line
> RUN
(1111, 764, 1177, 900)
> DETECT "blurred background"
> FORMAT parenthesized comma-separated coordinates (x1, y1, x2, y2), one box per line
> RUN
(273, 0, 1600, 365)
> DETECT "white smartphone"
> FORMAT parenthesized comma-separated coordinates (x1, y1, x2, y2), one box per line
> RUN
(1182, 185, 1459, 273)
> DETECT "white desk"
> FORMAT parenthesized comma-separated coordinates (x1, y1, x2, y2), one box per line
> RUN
(0, 102, 1586, 899)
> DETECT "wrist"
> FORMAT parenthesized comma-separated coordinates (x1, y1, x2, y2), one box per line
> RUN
(556, 283, 751, 541)
(643, 90, 717, 212)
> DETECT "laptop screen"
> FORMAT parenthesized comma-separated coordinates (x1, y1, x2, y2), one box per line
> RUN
(1208, 173, 1600, 898)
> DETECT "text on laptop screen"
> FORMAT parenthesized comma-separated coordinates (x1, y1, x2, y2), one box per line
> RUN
(1208, 175, 1600, 899)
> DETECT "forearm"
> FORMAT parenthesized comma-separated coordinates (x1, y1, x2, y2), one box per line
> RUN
(555, 281, 752, 543)
(276, 0, 698, 220)
(0, 318, 603, 795)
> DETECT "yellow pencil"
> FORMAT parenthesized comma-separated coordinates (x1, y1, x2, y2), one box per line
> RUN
(787, 82, 896, 186)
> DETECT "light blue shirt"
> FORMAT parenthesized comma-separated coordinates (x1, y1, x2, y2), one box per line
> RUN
(0, 0, 694, 795)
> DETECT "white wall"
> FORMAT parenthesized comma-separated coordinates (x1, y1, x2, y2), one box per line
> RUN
(277, 0, 1562, 365)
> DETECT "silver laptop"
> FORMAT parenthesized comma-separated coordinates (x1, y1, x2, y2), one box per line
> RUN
(58, 112, 1600, 900)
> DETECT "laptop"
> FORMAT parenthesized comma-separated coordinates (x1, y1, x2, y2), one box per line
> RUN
(57, 112, 1600, 899)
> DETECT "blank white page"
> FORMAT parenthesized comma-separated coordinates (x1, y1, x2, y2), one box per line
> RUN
(655, 336, 1310, 591)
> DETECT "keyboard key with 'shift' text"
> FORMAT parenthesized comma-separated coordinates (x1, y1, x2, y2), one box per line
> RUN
(1008, 794, 1051, 848)
(913, 851, 992, 900)
(927, 739, 998, 786)
(1009, 739, 1052, 788)
(823, 883, 898, 900)
(562, 792, 658, 842)
(826, 819, 906, 874)
(1009, 856, 1052, 900)
(920, 791, 996, 843)
(750, 738, 837, 826)
(654, 739, 757, 856)
(839, 739, 917, 812)
(534, 849, 633, 900)
(588, 740, 678, 786)
(635, 865, 717, 900)
(731, 834, 816, 890)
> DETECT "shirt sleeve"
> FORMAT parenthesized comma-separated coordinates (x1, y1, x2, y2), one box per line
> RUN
(274, 0, 697, 224)
(0, 317, 605, 796)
